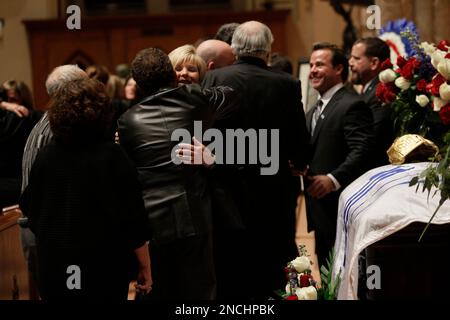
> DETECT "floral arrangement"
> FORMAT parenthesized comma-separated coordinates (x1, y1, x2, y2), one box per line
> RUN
(277, 246, 341, 300)
(375, 23, 450, 239)
(379, 19, 419, 63)
(282, 245, 318, 300)
(376, 34, 449, 146)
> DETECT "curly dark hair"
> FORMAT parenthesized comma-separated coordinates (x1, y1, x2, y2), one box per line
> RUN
(48, 78, 112, 143)
(131, 48, 175, 96)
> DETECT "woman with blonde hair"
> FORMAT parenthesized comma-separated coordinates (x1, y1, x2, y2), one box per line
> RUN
(169, 44, 207, 85)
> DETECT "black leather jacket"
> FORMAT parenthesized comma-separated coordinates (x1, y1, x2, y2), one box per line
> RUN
(118, 84, 237, 244)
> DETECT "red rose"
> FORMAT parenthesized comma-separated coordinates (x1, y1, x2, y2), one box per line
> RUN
(381, 59, 393, 70)
(300, 274, 312, 288)
(428, 74, 447, 97)
(376, 83, 386, 101)
(437, 40, 450, 52)
(416, 79, 427, 92)
(384, 90, 397, 103)
(397, 56, 407, 68)
(400, 62, 414, 80)
(427, 74, 447, 97)
(431, 85, 441, 97)
(446, 53, 450, 59)
(412, 58, 421, 70)
(286, 295, 298, 300)
(376, 82, 397, 103)
(433, 74, 446, 87)
(439, 105, 450, 125)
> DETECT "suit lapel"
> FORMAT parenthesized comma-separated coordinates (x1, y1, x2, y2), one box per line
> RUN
(311, 87, 346, 145)
(363, 78, 379, 102)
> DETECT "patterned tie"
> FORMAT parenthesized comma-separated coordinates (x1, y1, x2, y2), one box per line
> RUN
(311, 99, 323, 136)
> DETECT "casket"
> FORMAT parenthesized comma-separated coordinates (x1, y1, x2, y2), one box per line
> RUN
(362, 222, 450, 300)
(333, 163, 450, 300)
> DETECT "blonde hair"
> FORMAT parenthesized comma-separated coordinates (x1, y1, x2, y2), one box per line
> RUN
(168, 45, 207, 82)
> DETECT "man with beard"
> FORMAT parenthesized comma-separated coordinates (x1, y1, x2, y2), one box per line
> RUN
(349, 37, 393, 168)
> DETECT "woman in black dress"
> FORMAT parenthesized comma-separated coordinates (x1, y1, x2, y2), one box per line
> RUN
(20, 78, 152, 300)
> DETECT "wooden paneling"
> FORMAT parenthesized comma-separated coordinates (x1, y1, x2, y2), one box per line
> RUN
(363, 222, 450, 300)
(24, 10, 290, 110)
(0, 207, 30, 300)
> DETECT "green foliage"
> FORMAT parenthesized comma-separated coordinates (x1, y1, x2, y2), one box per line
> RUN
(410, 146, 450, 242)
(317, 249, 341, 300)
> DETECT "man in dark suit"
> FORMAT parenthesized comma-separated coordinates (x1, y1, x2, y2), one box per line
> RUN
(349, 37, 393, 168)
(349, 37, 393, 299)
(305, 43, 374, 268)
(202, 20, 311, 299)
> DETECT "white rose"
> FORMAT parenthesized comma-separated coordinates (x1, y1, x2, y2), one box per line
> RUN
(437, 59, 450, 81)
(440, 82, 450, 101)
(433, 97, 449, 112)
(285, 283, 293, 295)
(431, 50, 447, 69)
(379, 69, 398, 83)
(395, 76, 411, 90)
(415, 95, 430, 107)
(295, 286, 318, 300)
(421, 42, 436, 55)
(291, 256, 311, 273)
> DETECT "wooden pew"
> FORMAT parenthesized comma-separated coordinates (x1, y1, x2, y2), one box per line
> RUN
(0, 205, 33, 300)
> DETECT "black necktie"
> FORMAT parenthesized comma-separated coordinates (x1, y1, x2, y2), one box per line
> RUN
(311, 99, 323, 136)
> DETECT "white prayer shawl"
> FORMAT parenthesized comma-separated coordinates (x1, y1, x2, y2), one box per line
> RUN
(333, 163, 450, 300)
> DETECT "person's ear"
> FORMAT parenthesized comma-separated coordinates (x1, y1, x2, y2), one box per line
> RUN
(335, 64, 344, 77)
(370, 57, 381, 71)
(207, 61, 215, 70)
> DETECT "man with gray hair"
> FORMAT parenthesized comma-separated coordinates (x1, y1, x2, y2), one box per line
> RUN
(22, 65, 88, 190)
(19, 65, 87, 288)
(202, 20, 311, 299)
(196, 39, 235, 70)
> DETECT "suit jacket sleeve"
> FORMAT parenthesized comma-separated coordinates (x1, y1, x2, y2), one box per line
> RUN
(202, 86, 239, 121)
(330, 100, 374, 187)
(286, 79, 311, 171)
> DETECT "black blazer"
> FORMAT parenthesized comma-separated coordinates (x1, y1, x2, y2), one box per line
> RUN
(361, 78, 394, 168)
(305, 86, 374, 254)
(306, 87, 374, 187)
(203, 57, 311, 174)
(202, 56, 310, 238)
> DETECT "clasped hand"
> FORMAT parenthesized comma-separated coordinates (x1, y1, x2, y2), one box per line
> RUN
(175, 137, 215, 168)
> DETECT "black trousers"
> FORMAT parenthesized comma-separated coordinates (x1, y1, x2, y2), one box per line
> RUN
(149, 233, 216, 300)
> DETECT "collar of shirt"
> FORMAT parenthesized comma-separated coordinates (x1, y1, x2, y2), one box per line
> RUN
(318, 82, 344, 113)
(363, 77, 377, 94)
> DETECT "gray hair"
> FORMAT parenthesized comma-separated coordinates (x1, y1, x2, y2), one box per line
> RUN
(231, 21, 274, 59)
(45, 65, 87, 97)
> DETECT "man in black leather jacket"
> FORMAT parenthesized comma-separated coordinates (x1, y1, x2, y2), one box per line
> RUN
(118, 48, 237, 300)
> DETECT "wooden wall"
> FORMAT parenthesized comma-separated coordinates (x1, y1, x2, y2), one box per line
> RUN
(24, 10, 290, 110)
